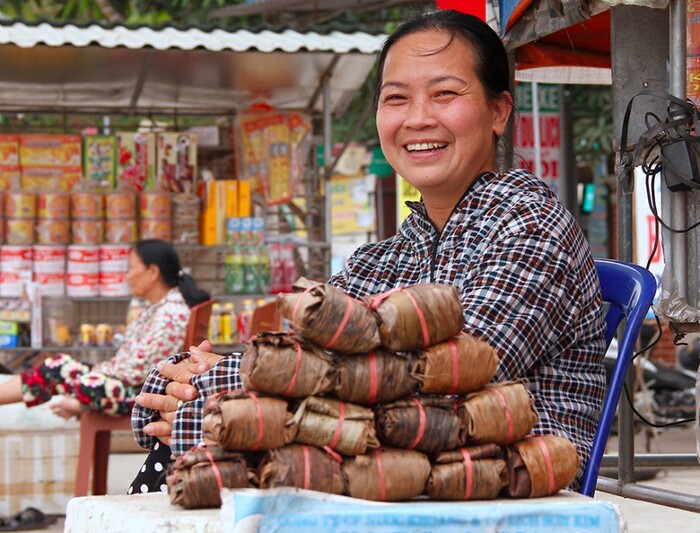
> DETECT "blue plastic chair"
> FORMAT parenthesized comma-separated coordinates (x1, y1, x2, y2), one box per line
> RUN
(580, 259, 657, 496)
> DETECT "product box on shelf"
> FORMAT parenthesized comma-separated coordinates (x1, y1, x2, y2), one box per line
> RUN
(20, 166, 83, 192)
(156, 132, 197, 193)
(0, 320, 18, 347)
(200, 180, 228, 245)
(0, 134, 19, 166)
(0, 165, 20, 190)
(18, 134, 82, 167)
(117, 131, 156, 192)
(83, 135, 117, 189)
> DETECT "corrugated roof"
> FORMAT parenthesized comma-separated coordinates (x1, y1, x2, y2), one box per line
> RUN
(0, 20, 386, 53)
(0, 20, 386, 115)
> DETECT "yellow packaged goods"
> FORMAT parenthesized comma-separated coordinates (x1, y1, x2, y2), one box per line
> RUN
(35, 219, 70, 245)
(20, 166, 82, 192)
(104, 219, 137, 244)
(104, 191, 136, 219)
(237, 179, 251, 217)
(223, 180, 237, 219)
(0, 166, 20, 190)
(82, 135, 117, 188)
(5, 191, 36, 218)
(139, 219, 171, 241)
(71, 219, 103, 245)
(5, 218, 35, 245)
(117, 131, 156, 192)
(156, 132, 197, 193)
(139, 192, 171, 219)
(37, 193, 70, 219)
(71, 192, 103, 219)
(0, 135, 19, 166)
(18, 134, 81, 166)
(199, 180, 226, 245)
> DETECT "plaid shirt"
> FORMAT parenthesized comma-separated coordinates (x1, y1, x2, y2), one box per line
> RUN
(329, 169, 606, 489)
(131, 351, 242, 455)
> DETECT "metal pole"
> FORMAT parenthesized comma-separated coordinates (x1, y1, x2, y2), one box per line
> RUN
(323, 75, 333, 279)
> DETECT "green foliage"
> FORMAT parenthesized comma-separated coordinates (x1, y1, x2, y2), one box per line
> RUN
(570, 85, 614, 170)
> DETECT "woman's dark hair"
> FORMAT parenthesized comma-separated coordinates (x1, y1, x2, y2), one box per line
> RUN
(133, 239, 209, 308)
(373, 10, 512, 108)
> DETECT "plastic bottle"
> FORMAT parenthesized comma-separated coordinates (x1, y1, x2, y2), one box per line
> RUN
(281, 241, 297, 292)
(256, 242, 270, 295)
(222, 302, 238, 345)
(269, 242, 285, 294)
(220, 303, 232, 344)
(227, 246, 245, 295)
(237, 298, 255, 345)
(242, 245, 257, 295)
(208, 302, 222, 345)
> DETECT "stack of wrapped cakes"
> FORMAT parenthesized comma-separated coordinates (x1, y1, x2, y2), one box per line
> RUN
(166, 279, 579, 508)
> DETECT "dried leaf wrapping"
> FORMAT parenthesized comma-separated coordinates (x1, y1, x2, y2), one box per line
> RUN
(202, 390, 297, 451)
(258, 444, 346, 494)
(457, 382, 539, 445)
(426, 444, 508, 500)
(292, 396, 379, 456)
(240, 332, 336, 397)
(343, 448, 431, 501)
(277, 277, 380, 353)
(166, 446, 256, 509)
(504, 435, 580, 498)
(335, 349, 418, 405)
(411, 335, 499, 394)
(376, 396, 463, 454)
(366, 284, 464, 352)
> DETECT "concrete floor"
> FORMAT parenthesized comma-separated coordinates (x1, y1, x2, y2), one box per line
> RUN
(25, 426, 700, 532)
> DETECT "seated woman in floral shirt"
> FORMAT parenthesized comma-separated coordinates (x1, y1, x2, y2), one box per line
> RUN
(0, 239, 209, 418)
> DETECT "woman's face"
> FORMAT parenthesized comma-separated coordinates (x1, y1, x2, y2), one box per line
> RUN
(126, 250, 155, 298)
(376, 29, 512, 205)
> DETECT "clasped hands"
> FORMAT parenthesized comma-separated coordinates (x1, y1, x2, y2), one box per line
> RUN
(135, 340, 222, 445)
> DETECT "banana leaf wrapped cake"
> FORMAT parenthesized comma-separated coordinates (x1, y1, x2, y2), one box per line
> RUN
(240, 332, 336, 398)
(375, 396, 463, 454)
(277, 277, 381, 354)
(343, 448, 431, 501)
(334, 349, 418, 405)
(426, 444, 508, 501)
(292, 396, 379, 456)
(166, 445, 256, 509)
(503, 435, 580, 498)
(258, 444, 346, 494)
(203, 389, 297, 451)
(456, 382, 539, 445)
(366, 284, 465, 352)
(410, 335, 499, 394)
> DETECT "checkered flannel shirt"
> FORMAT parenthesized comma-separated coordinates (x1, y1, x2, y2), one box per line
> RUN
(131, 351, 242, 455)
(328, 169, 607, 489)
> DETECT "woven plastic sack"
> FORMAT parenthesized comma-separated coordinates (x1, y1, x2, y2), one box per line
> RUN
(258, 444, 346, 494)
(277, 277, 381, 353)
(343, 448, 431, 501)
(366, 284, 464, 352)
(504, 435, 580, 498)
(202, 389, 296, 451)
(335, 349, 418, 405)
(426, 444, 508, 501)
(166, 445, 256, 509)
(375, 396, 463, 454)
(240, 331, 336, 398)
(456, 381, 539, 445)
(292, 396, 379, 456)
(410, 335, 499, 394)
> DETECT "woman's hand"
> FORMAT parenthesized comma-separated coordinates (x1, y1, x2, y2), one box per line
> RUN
(135, 340, 223, 444)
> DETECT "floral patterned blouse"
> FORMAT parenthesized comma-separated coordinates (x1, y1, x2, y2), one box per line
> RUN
(92, 288, 190, 387)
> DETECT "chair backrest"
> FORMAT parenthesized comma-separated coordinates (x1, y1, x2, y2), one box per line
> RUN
(580, 259, 657, 496)
(183, 298, 216, 349)
(251, 301, 281, 334)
